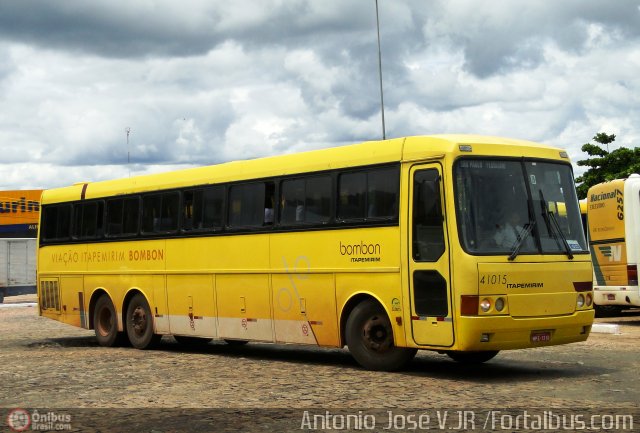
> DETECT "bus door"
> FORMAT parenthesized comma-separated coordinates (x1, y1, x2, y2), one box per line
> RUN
(408, 164, 454, 347)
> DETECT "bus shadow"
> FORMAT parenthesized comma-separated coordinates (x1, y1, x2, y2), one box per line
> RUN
(36, 335, 610, 383)
(26, 335, 98, 349)
(597, 310, 640, 326)
(161, 339, 606, 384)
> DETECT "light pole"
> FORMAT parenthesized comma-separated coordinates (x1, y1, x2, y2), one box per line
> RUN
(375, 0, 386, 140)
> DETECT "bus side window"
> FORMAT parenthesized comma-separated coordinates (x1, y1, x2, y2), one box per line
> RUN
(122, 197, 140, 236)
(182, 189, 200, 231)
(106, 197, 139, 237)
(106, 199, 124, 236)
(73, 202, 104, 240)
(42, 204, 72, 242)
(228, 182, 273, 228)
(142, 192, 178, 233)
(202, 186, 225, 230)
(367, 166, 399, 219)
(338, 165, 399, 222)
(280, 175, 331, 225)
(338, 172, 366, 220)
(281, 179, 305, 224)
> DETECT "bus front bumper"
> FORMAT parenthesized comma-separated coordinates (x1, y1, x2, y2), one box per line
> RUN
(454, 310, 595, 351)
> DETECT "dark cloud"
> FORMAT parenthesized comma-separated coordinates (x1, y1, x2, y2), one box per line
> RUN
(0, 0, 639, 189)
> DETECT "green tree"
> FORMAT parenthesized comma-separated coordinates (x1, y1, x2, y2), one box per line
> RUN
(575, 133, 640, 199)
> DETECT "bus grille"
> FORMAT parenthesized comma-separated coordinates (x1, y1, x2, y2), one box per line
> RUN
(40, 280, 60, 311)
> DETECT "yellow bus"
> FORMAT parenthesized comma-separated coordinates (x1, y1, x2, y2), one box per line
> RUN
(37, 135, 594, 371)
(587, 174, 640, 316)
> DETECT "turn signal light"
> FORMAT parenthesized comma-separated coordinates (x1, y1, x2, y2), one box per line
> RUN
(480, 298, 492, 312)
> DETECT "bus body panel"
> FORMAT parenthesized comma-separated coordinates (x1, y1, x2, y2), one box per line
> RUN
(477, 262, 592, 317)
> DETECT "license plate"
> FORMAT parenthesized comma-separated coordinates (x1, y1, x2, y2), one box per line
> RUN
(531, 331, 552, 343)
(607, 294, 616, 301)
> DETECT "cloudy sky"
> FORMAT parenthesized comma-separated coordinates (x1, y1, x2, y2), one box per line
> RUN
(1, 0, 639, 190)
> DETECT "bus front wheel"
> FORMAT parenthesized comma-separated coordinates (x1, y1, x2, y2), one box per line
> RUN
(126, 294, 161, 349)
(346, 299, 416, 371)
(93, 295, 124, 347)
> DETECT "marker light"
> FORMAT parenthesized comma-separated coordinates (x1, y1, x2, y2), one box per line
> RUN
(480, 298, 492, 313)
(577, 294, 585, 308)
(494, 297, 505, 312)
(586, 293, 593, 307)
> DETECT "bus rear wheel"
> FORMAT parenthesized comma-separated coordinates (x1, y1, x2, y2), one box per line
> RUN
(93, 295, 124, 347)
(126, 294, 160, 349)
(346, 299, 416, 371)
(446, 350, 499, 364)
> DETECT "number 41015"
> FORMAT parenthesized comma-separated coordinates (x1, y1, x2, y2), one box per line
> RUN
(480, 274, 507, 285)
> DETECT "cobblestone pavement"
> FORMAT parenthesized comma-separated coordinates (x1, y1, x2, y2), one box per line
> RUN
(1, 296, 639, 431)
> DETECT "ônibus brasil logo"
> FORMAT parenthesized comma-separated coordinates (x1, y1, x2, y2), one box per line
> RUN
(6, 408, 31, 432)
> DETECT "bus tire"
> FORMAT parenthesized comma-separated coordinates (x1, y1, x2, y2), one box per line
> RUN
(125, 293, 160, 349)
(174, 336, 212, 346)
(446, 350, 499, 364)
(346, 299, 417, 371)
(93, 295, 124, 347)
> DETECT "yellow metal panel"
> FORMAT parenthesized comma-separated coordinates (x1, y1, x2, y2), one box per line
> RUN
(166, 235, 270, 271)
(216, 274, 273, 342)
(60, 276, 83, 328)
(166, 275, 216, 337)
(271, 273, 338, 346)
(588, 179, 626, 242)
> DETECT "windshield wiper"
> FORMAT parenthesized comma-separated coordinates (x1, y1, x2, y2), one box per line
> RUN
(508, 221, 536, 261)
(539, 190, 574, 259)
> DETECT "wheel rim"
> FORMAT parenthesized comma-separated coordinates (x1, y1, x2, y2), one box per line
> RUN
(131, 305, 148, 337)
(362, 314, 393, 352)
(97, 306, 113, 337)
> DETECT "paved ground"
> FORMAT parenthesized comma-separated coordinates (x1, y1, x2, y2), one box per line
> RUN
(1, 295, 639, 431)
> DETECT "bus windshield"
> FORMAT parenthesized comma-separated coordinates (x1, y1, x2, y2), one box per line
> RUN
(455, 158, 588, 256)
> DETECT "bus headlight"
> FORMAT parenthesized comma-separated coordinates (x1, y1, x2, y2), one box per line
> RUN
(480, 298, 492, 313)
(494, 297, 505, 312)
(586, 293, 593, 307)
(577, 294, 585, 308)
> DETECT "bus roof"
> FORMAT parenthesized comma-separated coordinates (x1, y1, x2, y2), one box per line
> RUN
(42, 134, 568, 204)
